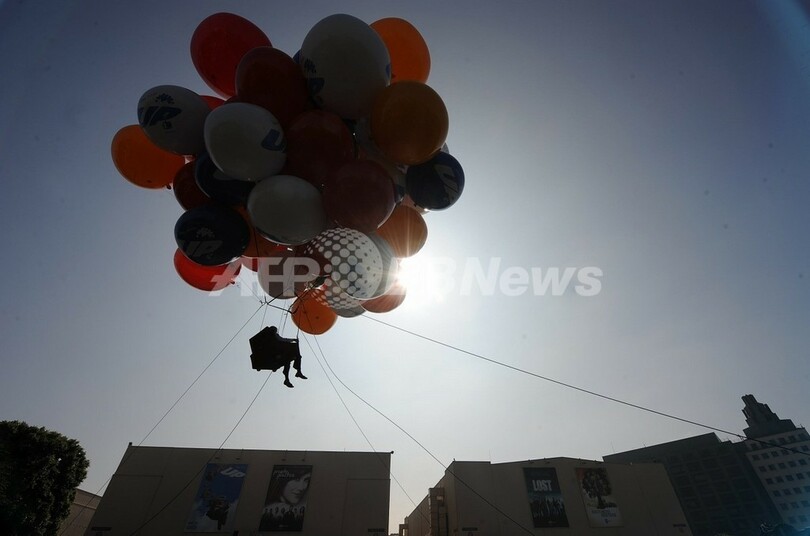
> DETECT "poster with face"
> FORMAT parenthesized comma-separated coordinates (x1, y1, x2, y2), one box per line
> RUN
(576, 467, 623, 527)
(185, 463, 247, 532)
(523, 467, 569, 528)
(259, 465, 313, 532)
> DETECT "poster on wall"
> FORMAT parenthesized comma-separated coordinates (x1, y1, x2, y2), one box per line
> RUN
(259, 465, 313, 532)
(576, 467, 623, 527)
(185, 463, 248, 532)
(523, 467, 569, 528)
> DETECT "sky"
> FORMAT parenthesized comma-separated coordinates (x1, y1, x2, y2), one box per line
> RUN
(1, 0, 809, 532)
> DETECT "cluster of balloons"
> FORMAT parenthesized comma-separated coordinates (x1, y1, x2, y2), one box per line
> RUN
(111, 12, 465, 335)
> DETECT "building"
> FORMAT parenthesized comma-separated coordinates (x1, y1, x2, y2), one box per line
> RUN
(86, 445, 391, 535)
(58, 488, 102, 536)
(604, 433, 779, 535)
(401, 457, 692, 536)
(739, 395, 810, 529)
(604, 395, 810, 536)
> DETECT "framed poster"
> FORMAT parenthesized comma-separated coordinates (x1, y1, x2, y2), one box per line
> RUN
(259, 465, 313, 531)
(185, 463, 247, 532)
(576, 467, 622, 527)
(523, 467, 569, 528)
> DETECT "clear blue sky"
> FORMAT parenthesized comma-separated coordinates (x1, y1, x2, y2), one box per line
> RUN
(1, 0, 809, 531)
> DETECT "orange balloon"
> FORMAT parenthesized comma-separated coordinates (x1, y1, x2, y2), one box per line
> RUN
(111, 125, 186, 189)
(376, 205, 428, 257)
(371, 81, 448, 165)
(371, 18, 431, 84)
(362, 281, 406, 313)
(291, 291, 338, 335)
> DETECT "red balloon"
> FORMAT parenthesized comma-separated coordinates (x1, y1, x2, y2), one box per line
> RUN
(173, 249, 241, 291)
(322, 161, 396, 233)
(236, 47, 309, 129)
(190, 13, 271, 98)
(172, 161, 210, 210)
(284, 110, 355, 189)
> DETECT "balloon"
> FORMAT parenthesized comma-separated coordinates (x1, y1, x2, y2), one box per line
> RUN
(257, 248, 316, 299)
(302, 228, 385, 300)
(173, 249, 241, 291)
(375, 205, 428, 257)
(333, 302, 366, 318)
(367, 233, 399, 298)
(194, 152, 255, 205)
(173, 161, 210, 210)
(190, 13, 271, 98)
(353, 118, 407, 202)
(314, 277, 364, 313)
(174, 204, 249, 266)
(291, 292, 337, 335)
(202, 95, 226, 110)
(322, 160, 395, 233)
(235, 207, 288, 258)
(111, 125, 185, 189)
(247, 175, 327, 246)
(371, 81, 448, 165)
(236, 47, 309, 129)
(300, 14, 391, 119)
(283, 110, 354, 189)
(137, 85, 209, 155)
(406, 151, 464, 210)
(204, 103, 287, 181)
(370, 18, 430, 83)
(362, 281, 407, 313)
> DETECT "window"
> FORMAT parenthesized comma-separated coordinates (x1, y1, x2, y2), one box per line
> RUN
(790, 461, 797, 467)
(762, 453, 770, 459)
(774, 490, 782, 497)
(782, 449, 790, 455)
(800, 459, 807, 466)
(780, 437, 788, 445)
(784, 489, 792, 495)
(759, 466, 767, 472)
(782, 504, 790, 511)
(791, 502, 799, 509)
(802, 501, 809, 507)
(767, 478, 774, 484)
(789, 435, 796, 442)
(804, 486, 810, 492)
(770, 465, 777, 470)
(773, 451, 781, 458)
(787, 475, 795, 481)
(800, 515, 808, 523)
(798, 474, 805, 480)
(777, 477, 784, 483)
(802, 446, 809, 452)
(753, 454, 761, 460)
(780, 463, 787, 469)
(794, 487, 801, 493)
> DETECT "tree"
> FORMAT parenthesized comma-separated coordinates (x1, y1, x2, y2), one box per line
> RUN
(0, 421, 89, 536)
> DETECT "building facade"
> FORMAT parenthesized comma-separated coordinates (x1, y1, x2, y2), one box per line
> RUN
(604, 395, 810, 536)
(739, 395, 810, 529)
(86, 445, 390, 536)
(401, 457, 692, 536)
(58, 488, 102, 536)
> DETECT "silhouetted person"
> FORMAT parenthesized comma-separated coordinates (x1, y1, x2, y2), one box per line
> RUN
(249, 326, 307, 388)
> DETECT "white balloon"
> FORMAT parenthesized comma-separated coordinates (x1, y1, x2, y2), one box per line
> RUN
(247, 175, 327, 246)
(204, 103, 286, 181)
(138, 85, 209, 155)
(300, 14, 390, 120)
(304, 228, 384, 300)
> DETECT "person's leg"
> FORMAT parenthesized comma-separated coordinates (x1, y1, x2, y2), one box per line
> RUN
(283, 361, 293, 387)
(294, 356, 307, 379)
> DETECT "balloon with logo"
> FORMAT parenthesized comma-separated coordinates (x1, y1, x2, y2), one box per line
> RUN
(299, 14, 391, 120)
(406, 151, 464, 210)
(174, 204, 250, 266)
(204, 102, 287, 181)
(137, 85, 210, 156)
(370, 17, 431, 83)
(191, 13, 271, 98)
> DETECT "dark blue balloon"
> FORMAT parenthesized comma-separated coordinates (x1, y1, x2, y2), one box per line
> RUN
(195, 152, 255, 206)
(174, 204, 249, 266)
(405, 151, 464, 210)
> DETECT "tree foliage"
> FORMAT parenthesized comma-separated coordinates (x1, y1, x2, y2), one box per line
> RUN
(0, 420, 89, 536)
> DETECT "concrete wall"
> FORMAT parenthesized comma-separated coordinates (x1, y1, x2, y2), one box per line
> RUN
(87, 445, 390, 536)
(58, 488, 101, 536)
(403, 457, 692, 536)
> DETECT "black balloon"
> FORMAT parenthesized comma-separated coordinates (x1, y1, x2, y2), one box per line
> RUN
(174, 204, 250, 266)
(405, 151, 464, 210)
(194, 152, 255, 205)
